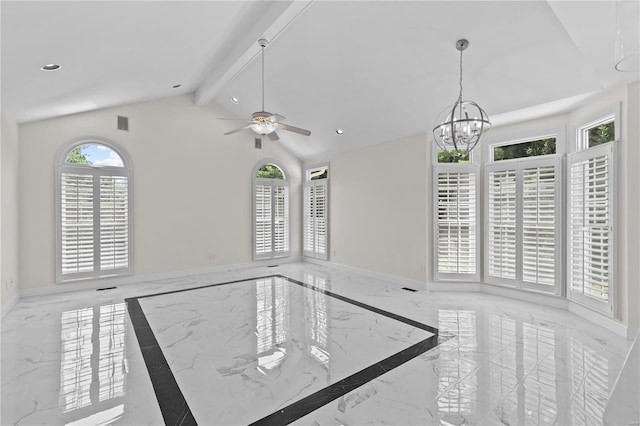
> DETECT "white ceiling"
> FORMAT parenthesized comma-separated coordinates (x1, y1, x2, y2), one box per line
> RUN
(2, 1, 638, 161)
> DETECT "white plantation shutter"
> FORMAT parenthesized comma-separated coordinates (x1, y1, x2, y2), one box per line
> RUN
(568, 143, 616, 314)
(99, 175, 129, 272)
(60, 173, 95, 277)
(303, 185, 313, 254)
(486, 167, 517, 281)
(485, 157, 561, 294)
(434, 164, 479, 280)
(303, 180, 329, 259)
(253, 178, 289, 260)
(57, 164, 131, 282)
(273, 185, 289, 255)
(522, 164, 557, 287)
(255, 183, 273, 256)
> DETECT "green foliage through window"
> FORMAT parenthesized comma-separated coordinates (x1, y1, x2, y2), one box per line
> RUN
(66, 146, 91, 164)
(587, 121, 615, 148)
(257, 164, 284, 179)
(438, 149, 470, 163)
(493, 138, 556, 161)
(309, 168, 328, 180)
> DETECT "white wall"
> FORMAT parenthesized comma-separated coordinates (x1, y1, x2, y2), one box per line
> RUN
(307, 133, 428, 283)
(1, 107, 20, 312)
(17, 94, 302, 291)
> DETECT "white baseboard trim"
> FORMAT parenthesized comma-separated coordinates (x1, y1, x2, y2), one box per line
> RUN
(1, 291, 20, 318)
(568, 300, 629, 338)
(303, 257, 426, 290)
(426, 282, 483, 292)
(20, 257, 303, 299)
(481, 283, 568, 310)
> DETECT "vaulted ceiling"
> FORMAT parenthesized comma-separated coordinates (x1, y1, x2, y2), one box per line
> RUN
(2, 1, 638, 160)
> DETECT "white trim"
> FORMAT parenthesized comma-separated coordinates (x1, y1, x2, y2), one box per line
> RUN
(304, 257, 426, 291)
(1, 291, 20, 318)
(481, 282, 567, 310)
(568, 299, 628, 338)
(21, 257, 303, 298)
(427, 281, 482, 292)
(571, 102, 621, 153)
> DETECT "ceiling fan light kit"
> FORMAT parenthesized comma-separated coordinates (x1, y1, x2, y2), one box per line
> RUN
(433, 39, 490, 160)
(219, 38, 311, 145)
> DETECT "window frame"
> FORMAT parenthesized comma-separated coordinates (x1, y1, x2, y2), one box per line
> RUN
(252, 160, 290, 260)
(567, 142, 618, 316)
(574, 103, 620, 151)
(55, 139, 133, 283)
(484, 155, 563, 295)
(489, 134, 559, 162)
(303, 163, 329, 260)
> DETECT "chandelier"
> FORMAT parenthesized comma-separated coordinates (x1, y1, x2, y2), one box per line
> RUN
(433, 39, 490, 160)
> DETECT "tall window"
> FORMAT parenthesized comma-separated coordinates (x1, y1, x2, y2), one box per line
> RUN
(568, 141, 616, 315)
(303, 164, 329, 260)
(485, 155, 562, 294)
(56, 141, 131, 282)
(253, 162, 289, 260)
(434, 163, 479, 280)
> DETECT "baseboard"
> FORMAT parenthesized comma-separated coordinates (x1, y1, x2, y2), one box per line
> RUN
(303, 257, 426, 291)
(568, 300, 629, 338)
(426, 281, 483, 292)
(481, 282, 568, 310)
(1, 291, 20, 319)
(20, 257, 303, 298)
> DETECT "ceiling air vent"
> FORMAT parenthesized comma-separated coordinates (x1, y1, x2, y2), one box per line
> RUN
(117, 116, 129, 131)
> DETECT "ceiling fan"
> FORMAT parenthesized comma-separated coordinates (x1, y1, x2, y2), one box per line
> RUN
(219, 38, 311, 148)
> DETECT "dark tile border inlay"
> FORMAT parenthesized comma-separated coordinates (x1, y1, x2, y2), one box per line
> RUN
(126, 275, 446, 425)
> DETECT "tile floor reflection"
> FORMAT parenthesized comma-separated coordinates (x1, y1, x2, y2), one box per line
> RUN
(1, 262, 636, 425)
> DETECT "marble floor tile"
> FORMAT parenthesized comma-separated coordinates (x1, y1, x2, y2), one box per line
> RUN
(1, 262, 636, 425)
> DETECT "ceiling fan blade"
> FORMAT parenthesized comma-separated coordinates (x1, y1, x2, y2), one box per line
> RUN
(224, 124, 253, 135)
(268, 132, 280, 141)
(277, 123, 311, 136)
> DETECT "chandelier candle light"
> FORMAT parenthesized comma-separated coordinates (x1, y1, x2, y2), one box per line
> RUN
(433, 39, 490, 160)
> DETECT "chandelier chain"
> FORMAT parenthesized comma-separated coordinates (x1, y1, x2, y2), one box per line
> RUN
(458, 48, 464, 102)
(261, 44, 265, 111)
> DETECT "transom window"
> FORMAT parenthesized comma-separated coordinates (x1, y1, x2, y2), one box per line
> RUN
(253, 162, 290, 260)
(56, 141, 131, 282)
(582, 117, 615, 149)
(492, 137, 556, 161)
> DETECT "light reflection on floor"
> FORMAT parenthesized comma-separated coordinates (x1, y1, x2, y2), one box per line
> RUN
(0, 263, 635, 425)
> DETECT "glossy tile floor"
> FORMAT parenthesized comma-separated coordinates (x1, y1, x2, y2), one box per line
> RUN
(1, 263, 635, 425)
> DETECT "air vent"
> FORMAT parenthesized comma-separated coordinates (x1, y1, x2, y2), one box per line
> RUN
(117, 116, 129, 131)
(401, 287, 418, 292)
(96, 286, 117, 291)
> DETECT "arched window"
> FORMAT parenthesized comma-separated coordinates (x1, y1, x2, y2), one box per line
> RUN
(56, 140, 132, 282)
(253, 161, 289, 260)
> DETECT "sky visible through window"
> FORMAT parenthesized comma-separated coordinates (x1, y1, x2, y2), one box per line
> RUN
(67, 144, 124, 167)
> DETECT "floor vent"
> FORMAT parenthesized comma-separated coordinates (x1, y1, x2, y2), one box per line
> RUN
(96, 286, 117, 291)
(401, 287, 418, 292)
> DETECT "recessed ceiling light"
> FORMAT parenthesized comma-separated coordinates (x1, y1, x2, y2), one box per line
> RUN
(230, 97, 240, 104)
(40, 64, 61, 71)
(172, 84, 182, 89)
(336, 129, 344, 135)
